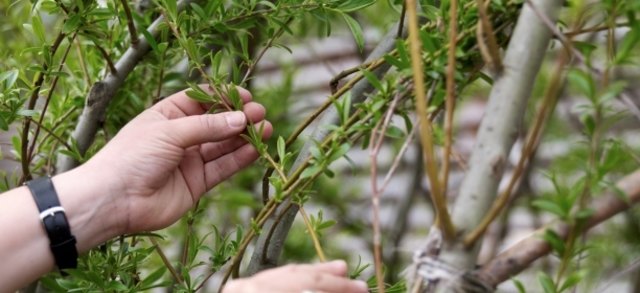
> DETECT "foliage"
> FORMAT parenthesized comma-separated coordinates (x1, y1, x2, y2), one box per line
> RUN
(1, 0, 640, 292)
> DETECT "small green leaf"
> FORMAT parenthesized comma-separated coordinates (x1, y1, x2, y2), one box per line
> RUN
(532, 199, 567, 219)
(185, 84, 213, 103)
(277, 136, 286, 161)
(542, 229, 565, 255)
(512, 278, 527, 293)
(538, 272, 557, 293)
(336, 0, 376, 12)
(31, 15, 46, 43)
(340, 13, 365, 52)
(361, 69, 383, 92)
(568, 69, 595, 100)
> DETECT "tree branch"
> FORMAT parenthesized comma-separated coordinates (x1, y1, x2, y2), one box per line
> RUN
(473, 169, 640, 288)
(56, 0, 195, 173)
(436, 0, 561, 273)
(119, 0, 139, 46)
(245, 19, 407, 275)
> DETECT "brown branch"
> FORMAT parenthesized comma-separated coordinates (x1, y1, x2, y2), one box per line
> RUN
(475, 0, 503, 73)
(564, 22, 629, 37)
(407, 0, 455, 239)
(119, 0, 139, 46)
(26, 118, 73, 152)
(149, 237, 183, 284)
(369, 92, 403, 293)
(441, 0, 459, 201)
(240, 18, 293, 86)
(474, 169, 640, 288)
(27, 33, 76, 165)
(92, 41, 118, 75)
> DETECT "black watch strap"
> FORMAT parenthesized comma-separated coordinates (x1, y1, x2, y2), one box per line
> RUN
(26, 177, 78, 273)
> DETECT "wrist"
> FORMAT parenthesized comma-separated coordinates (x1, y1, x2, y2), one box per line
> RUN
(52, 164, 125, 253)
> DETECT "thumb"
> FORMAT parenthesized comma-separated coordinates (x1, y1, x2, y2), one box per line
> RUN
(166, 111, 247, 147)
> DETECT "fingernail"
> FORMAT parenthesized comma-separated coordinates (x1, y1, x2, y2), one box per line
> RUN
(226, 111, 246, 128)
(327, 260, 347, 270)
(354, 280, 369, 292)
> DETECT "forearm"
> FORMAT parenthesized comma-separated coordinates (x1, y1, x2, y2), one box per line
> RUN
(0, 164, 122, 291)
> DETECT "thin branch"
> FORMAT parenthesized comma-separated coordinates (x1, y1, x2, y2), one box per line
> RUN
(369, 92, 403, 293)
(406, 0, 455, 238)
(149, 237, 183, 284)
(20, 31, 66, 182)
(26, 118, 73, 152)
(298, 206, 327, 262)
(564, 22, 629, 37)
(240, 18, 293, 86)
(475, 0, 503, 73)
(119, 0, 139, 46)
(474, 169, 640, 288)
(92, 41, 118, 75)
(27, 33, 77, 164)
(441, 0, 459, 201)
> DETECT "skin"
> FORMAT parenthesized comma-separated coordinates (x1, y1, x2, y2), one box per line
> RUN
(0, 87, 368, 293)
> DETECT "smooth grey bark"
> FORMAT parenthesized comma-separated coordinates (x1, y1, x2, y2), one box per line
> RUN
(56, 0, 194, 173)
(245, 21, 407, 275)
(437, 0, 562, 277)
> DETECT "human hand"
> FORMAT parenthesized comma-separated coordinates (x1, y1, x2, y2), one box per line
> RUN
(82, 86, 272, 235)
(222, 260, 369, 293)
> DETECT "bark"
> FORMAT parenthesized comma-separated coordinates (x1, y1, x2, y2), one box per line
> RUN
(473, 169, 640, 288)
(437, 0, 561, 271)
(55, 0, 194, 173)
(245, 21, 407, 275)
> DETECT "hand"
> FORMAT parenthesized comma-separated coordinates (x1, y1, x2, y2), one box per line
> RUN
(223, 260, 369, 293)
(83, 86, 272, 235)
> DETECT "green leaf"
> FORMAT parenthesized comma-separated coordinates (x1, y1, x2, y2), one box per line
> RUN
(615, 25, 640, 64)
(336, 0, 376, 12)
(542, 229, 565, 255)
(567, 69, 595, 100)
(341, 13, 365, 52)
(512, 278, 527, 293)
(300, 165, 322, 179)
(532, 199, 567, 219)
(31, 15, 46, 43)
(185, 84, 213, 103)
(141, 30, 159, 53)
(538, 272, 557, 293)
(558, 271, 585, 292)
(0, 69, 19, 89)
(361, 69, 383, 92)
(140, 267, 167, 289)
(277, 136, 286, 161)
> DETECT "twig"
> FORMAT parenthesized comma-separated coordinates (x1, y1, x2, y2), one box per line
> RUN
(564, 22, 629, 37)
(20, 31, 66, 182)
(298, 206, 327, 262)
(475, 0, 503, 73)
(27, 33, 77, 164)
(26, 118, 73, 152)
(441, 0, 459, 200)
(92, 41, 118, 75)
(406, 0, 455, 239)
(149, 237, 183, 284)
(397, 2, 407, 39)
(240, 18, 293, 86)
(119, 0, 139, 46)
(369, 92, 403, 293)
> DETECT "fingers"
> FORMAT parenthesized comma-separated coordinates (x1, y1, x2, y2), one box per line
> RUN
(204, 143, 260, 188)
(151, 85, 253, 118)
(166, 111, 247, 148)
(294, 260, 349, 276)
